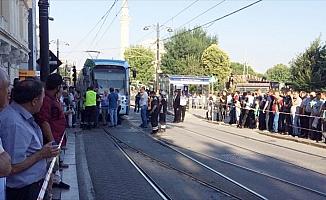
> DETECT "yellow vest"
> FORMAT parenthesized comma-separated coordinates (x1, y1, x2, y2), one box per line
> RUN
(85, 90, 97, 107)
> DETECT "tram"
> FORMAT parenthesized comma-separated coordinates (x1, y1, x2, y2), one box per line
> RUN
(77, 59, 132, 115)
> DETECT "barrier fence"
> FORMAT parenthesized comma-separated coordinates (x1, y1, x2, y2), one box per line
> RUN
(37, 131, 66, 200)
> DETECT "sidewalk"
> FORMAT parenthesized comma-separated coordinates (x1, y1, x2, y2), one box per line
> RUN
(186, 108, 326, 149)
(53, 128, 80, 200)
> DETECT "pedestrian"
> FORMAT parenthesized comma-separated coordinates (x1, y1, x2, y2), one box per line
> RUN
(263, 90, 274, 132)
(0, 68, 12, 200)
(134, 92, 141, 113)
(115, 89, 122, 125)
(159, 91, 168, 132)
(173, 90, 181, 123)
(35, 73, 70, 193)
(311, 92, 324, 142)
(291, 91, 302, 136)
(101, 90, 109, 126)
(180, 90, 187, 122)
(108, 87, 119, 127)
(299, 92, 313, 138)
(272, 91, 283, 133)
(0, 79, 60, 200)
(84, 86, 97, 129)
(139, 87, 148, 128)
(95, 88, 101, 128)
(149, 91, 159, 134)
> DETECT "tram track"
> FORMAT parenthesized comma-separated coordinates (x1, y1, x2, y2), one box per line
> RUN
(164, 113, 326, 176)
(104, 129, 172, 200)
(182, 117, 326, 159)
(169, 120, 326, 177)
(156, 137, 326, 199)
(104, 128, 266, 200)
(125, 114, 326, 199)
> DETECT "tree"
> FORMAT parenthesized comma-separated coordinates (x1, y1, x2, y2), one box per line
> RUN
(290, 37, 326, 91)
(124, 46, 155, 85)
(201, 44, 231, 88)
(230, 62, 257, 76)
(265, 64, 291, 83)
(161, 27, 217, 75)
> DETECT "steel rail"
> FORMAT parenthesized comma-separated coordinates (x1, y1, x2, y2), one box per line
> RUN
(104, 129, 172, 200)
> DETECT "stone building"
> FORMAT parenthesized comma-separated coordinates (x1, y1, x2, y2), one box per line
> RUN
(0, 0, 31, 83)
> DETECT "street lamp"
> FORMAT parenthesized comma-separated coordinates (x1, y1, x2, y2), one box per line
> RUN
(143, 23, 173, 92)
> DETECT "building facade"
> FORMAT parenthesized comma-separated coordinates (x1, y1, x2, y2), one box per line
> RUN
(0, 0, 31, 83)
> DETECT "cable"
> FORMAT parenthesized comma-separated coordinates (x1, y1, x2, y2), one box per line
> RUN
(161, 0, 200, 28)
(162, 0, 263, 42)
(90, 0, 119, 48)
(178, 0, 226, 30)
(66, 0, 119, 56)
(94, 0, 127, 48)
(134, 0, 200, 45)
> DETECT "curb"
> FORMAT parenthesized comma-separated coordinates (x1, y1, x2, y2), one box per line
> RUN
(189, 111, 326, 149)
(75, 133, 96, 200)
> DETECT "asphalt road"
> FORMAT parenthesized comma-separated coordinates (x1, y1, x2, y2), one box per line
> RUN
(76, 110, 326, 200)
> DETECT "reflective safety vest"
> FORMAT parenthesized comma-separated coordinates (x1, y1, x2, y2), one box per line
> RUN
(85, 90, 97, 107)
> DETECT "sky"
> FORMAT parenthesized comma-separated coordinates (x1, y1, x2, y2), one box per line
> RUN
(48, 0, 326, 73)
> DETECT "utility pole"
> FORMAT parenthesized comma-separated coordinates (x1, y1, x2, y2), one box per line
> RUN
(56, 39, 60, 74)
(156, 22, 160, 92)
(39, 0, 49, 82)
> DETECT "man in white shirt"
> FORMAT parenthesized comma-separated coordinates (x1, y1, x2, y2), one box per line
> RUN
(139, 87, 148, 128)
(180, 91, 188, 122)
(0, 68, 12, 200)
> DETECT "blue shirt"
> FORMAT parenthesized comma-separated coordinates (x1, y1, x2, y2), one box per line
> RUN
(101, 94, 109, 108)
(108, 92, 118, 109)
(0, 102, 46, 188)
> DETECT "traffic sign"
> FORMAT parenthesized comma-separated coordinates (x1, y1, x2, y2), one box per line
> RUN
(36, 50, 62, 73)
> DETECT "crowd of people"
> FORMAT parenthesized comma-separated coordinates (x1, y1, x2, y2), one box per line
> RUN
(79, 86, 122, 130)
(205, 89, 326, 143)
(135, 86, 168, 134)
(0, 70, 73, 200)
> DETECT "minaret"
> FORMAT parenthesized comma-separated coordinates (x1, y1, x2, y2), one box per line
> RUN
(120, 0, 129, 60)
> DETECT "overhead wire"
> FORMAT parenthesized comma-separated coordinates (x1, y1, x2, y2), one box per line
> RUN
(162, 0, 263, 42)
(90, 0, 119, 49)
(65, 0, 119, 56)
(133, 0, 201, 45)
(178, 0, 226, 30)
(94, 0, 128, 48)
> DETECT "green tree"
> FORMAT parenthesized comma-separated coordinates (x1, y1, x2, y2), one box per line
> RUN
(161, 27, 217, 75)
(265, 64, 291, 83)
(290, 37, 326, 91)
(201, 44, 231, 88)
(124, 46, 155, 85)
(230, 62, 257, 76)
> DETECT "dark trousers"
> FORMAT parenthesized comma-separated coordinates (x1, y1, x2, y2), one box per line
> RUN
(310, 118, 322, 141)
(117, 105, 121, 125)
(134, 102, 140, 112)
(159, 113, 166, 125)
(180, 106, 186, 122)
(151, 111, 159, 133)
(173, 107, 180, 122)
(6, 179, 45, 200)
(285, 113, 293, 135)
(300, 112, 311, 137)
(85, 106, 96, 127)
(259, 111, 266, 130)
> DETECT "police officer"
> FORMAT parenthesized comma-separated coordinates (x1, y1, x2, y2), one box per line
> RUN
(85, 86, 97, 129)
(159, 91, 168, 132)
(149, 91, 159, 134)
